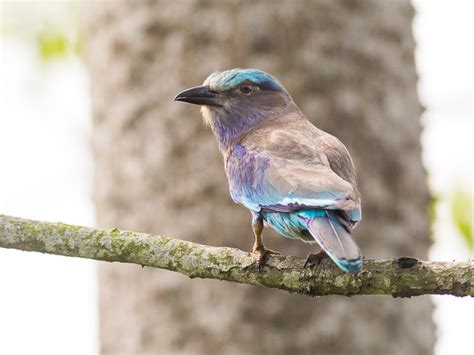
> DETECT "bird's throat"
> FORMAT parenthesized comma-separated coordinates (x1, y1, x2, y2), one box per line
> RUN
(203, 107, 266, 154)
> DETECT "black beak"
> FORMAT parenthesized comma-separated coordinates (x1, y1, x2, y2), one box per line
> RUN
(174, 85, 221, 107)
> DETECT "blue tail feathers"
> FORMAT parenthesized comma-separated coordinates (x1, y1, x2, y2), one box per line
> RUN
(299, 210, 363, 273)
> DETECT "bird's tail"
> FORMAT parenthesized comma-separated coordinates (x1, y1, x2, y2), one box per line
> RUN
(299, 210, 363, 273)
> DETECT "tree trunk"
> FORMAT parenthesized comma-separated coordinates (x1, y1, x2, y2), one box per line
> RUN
(86, 1, 434, 354)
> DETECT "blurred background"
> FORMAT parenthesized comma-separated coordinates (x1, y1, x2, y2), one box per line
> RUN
(0, 1, 472, 354)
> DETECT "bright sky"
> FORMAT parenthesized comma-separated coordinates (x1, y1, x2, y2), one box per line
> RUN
(412, 1, 473, 354)
(0, 1, 472, 355)
(0, 41, 98, 354)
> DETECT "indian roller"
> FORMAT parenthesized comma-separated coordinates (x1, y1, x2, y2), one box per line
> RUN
(175, 69, 363, 273)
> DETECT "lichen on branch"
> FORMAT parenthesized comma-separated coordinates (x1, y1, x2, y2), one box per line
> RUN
(0, 214, 472, 297)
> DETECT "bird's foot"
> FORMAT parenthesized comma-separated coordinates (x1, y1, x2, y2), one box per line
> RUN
(253, 245, 281, 270)
(304, 250, 329, 268)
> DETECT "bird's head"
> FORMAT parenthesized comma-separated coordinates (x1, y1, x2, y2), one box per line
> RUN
(175, 69, 292, 148)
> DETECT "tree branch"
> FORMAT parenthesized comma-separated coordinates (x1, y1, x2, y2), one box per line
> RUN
(0, 214, 472, 297)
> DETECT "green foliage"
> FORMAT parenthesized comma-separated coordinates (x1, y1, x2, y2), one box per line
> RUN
(428, 195, 438, 223)
(35, 24, 83, 61)
(1, 2, 83, 62)
(37, 26, 68, 60)
(451, 189, 473, 253)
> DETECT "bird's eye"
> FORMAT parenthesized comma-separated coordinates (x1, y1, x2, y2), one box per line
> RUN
(239, 83, 254, 94)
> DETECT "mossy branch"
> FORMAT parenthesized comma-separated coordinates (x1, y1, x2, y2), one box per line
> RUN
(0, 214, 472, 297)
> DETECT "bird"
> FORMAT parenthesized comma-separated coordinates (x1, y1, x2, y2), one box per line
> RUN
(175, 68, 363, 273)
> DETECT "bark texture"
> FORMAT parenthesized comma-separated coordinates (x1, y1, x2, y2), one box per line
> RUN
(85, 0, 435, 354)
(1, 214, 472, 298)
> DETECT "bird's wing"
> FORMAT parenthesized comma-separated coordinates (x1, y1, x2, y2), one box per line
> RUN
(318, 133, 359, 195)
(227, 126, 360, 222)
(315, 132, 362, 225)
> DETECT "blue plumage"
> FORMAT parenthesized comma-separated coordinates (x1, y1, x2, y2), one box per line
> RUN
(175, 68, 363, 272)
(205, 69, 284, 92)
(227, 144, 352, 214)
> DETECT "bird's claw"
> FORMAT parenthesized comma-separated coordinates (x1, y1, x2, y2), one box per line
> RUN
(253, 246, 281, 270)
(304, 250, 329, 269)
